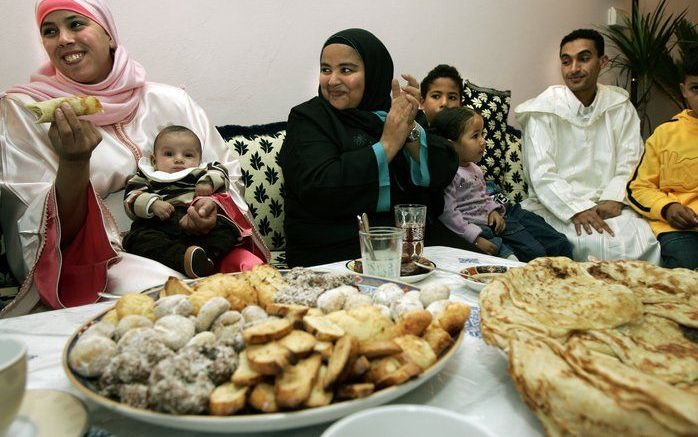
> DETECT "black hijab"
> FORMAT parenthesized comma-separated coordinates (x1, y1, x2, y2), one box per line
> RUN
(321, 28, 393, 111)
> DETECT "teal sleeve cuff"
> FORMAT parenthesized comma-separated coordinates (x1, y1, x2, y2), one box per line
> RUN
(406, 126, 430, 186)
(372, 142, 391, 212)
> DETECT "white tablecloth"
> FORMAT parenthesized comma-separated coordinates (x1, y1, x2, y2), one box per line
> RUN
(0, 246, 543, 436)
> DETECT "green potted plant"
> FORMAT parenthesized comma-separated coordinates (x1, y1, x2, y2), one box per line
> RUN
(601, 0, 692, 133)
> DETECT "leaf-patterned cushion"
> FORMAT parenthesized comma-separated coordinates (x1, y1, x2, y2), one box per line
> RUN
(501, 126, 528, 204)
(217, 123, 287, 263)
(463, 80, 511, 184)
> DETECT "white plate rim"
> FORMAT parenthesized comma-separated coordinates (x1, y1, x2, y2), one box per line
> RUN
(63, 276, 464, 433)
(321, 404, 497, 437)
(344, 259, 436, 283)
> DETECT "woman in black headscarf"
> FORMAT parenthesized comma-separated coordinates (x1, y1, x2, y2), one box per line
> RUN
(279, 28, 476, 267)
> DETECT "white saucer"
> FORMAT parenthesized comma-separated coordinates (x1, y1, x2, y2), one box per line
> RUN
(5, 389, 88, 437)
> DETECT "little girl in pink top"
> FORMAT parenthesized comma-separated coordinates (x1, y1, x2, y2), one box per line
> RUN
(432, 107, 572, 261)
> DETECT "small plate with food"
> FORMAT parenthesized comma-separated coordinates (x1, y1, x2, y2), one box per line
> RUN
(460, 265, 509, 292)
(346, 257, 436, 283)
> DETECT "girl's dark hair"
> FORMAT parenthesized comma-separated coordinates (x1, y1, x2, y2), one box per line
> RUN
(431, 107, 478, 142)
(420, 64, 464, 101)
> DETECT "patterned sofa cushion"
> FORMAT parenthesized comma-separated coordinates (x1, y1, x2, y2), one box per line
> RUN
(501, 126, 528, 204)
(217, 123, 287, 267)
(462, 80, 511, 185)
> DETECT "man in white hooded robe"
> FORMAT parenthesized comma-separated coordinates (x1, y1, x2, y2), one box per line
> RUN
(514, 29, 660, 263)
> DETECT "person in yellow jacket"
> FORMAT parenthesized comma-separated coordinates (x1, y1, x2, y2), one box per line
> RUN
(626, 47, 698, 269)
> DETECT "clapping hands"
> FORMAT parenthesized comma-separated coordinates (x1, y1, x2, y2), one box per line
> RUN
(380, 74, 421, 160)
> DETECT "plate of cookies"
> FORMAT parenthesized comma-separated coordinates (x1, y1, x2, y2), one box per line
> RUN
(63, 265, 470, 433)
(345, 257, 436, 283)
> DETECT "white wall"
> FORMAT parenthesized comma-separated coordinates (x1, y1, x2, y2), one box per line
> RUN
(1, 0, 632, 127)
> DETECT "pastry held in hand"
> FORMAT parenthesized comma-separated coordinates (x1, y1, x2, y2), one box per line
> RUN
(25, 95, 103, 123)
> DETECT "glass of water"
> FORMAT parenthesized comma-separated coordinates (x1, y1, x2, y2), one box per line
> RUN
(358, 226, 404, 278)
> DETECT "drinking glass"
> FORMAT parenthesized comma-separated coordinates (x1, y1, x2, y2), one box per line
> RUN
(358, 226, 404, 278)
(394, 204, 427, 259)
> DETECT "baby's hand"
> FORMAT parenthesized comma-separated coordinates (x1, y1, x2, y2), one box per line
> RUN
(475, 237, 498, 255)
(151, 200, 174, 220)
(195, 181, 214, 197)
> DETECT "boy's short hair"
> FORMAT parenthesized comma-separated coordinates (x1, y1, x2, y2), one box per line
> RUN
(431, 107, 478, 142)
(153, 125, 201, 154)
(420, 64, 464, 101)
(560, 29, 605, 57)
(683, 46, 698, 80)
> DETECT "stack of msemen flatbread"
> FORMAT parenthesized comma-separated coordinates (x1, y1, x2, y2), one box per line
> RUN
(479, 257, 698, 436)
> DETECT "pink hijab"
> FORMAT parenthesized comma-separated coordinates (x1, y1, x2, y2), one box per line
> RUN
(4, 0, 146, 126)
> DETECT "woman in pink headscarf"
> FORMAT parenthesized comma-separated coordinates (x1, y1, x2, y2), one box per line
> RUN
(0, 0, 268, 316)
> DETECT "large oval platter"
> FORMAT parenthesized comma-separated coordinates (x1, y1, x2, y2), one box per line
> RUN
(63, 273, 465, 433)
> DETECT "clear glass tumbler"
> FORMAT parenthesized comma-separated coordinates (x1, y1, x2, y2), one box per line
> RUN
(358, 226, 404, 278)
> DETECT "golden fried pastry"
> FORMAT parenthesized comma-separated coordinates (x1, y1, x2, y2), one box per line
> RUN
(243, 318, 294, 345)
(303, 315, 345, 341)
(375, 362, 422, 388)
(347, 355, 371, 379)
(161, 276, 195, 298)
(393, 310, 432, 337)
(246, 343, 292, 375)
(249, 383, 278, 413)
(435, 302, 471, 336)
(278, 330, 317, 357)
(275, 353, 323, 409)
(115, 294, 156, 321)
(209, 383, 248, 416)
(358, 339, 402, 359)
(305, 365, 333, 408)
(231, 352, 263, 386)
(423, 323, 454, 356)
(393, 335, 437, 370)
(325, 306, 395, 342)
(323, 335, 359, 389)
(336, 383, 374, 399)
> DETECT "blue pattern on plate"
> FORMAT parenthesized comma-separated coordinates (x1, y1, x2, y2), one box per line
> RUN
(465, 306, 482, 338)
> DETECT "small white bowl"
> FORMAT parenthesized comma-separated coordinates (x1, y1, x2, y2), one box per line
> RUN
(460, 265, 509, 292)
(321, 404, 495, 437)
